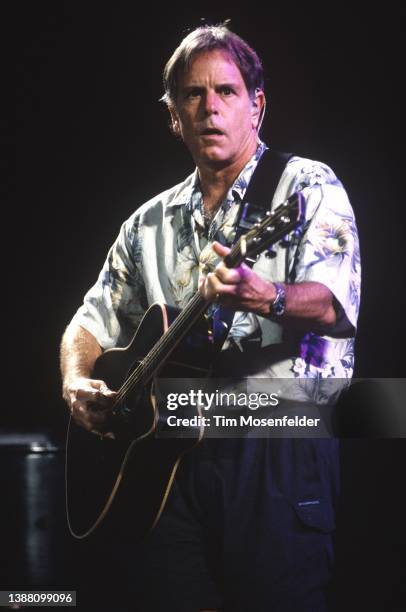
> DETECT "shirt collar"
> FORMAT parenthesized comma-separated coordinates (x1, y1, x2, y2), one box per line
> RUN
(167, 140, 268, 209)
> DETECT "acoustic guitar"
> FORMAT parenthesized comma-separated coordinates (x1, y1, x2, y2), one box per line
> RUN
(65, 191, 304, 539)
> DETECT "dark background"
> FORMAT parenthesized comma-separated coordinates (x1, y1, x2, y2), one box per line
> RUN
(8, 3, 406, 610)
(13, 4, 404, 428)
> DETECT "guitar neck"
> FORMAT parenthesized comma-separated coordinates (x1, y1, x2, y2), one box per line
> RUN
(115, 292, 209, 403)
(143, 292, 208, 379)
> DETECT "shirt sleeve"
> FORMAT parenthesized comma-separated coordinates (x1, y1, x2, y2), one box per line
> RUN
(290, 164, 361, 336)
(70, 214, 148, 349)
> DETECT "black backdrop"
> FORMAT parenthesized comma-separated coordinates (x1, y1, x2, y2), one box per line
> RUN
(9, 4, 406, 609)
(13, 4, 405, 428)
(14, 4, 404, 429)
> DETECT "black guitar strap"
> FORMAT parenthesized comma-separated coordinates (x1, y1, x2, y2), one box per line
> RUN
(212, 148, 294, 348)
(235, 148, 293, 242)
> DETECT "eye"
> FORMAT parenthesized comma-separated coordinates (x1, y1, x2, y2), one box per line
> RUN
(219, 86, 234, 96)
(185, 88, 201, 100)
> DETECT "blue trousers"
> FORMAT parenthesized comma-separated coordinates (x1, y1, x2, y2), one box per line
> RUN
(135, 437, 339, 611)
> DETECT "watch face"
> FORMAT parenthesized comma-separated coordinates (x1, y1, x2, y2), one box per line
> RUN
(273, 300, 285, 316)
(272, 283, 286, 317)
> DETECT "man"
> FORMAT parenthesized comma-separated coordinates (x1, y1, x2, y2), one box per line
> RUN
(61, 24, 360, 611)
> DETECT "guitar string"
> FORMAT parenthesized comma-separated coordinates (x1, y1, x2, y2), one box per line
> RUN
(113, 220, 277, 406)
(113, 246, 239, 404)
(113, 205, 292, 406)
(113, 206, 294, 406)
(113, 292, 207, 404)
(113, 241, 243, 406)
(115, 206, 292, 405)
(112, 202, 297, 407)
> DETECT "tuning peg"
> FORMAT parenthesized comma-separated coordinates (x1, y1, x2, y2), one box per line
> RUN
(280, 235, 290, 246)
(265, 247, 277, 258)
(246, 254, 259, 265)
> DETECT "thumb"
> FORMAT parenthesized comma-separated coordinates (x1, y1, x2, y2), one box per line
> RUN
(90, 379, 117, 397)
(212, 241, 230, 258)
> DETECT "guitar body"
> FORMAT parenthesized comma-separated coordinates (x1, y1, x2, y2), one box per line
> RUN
(65, 303, 214, 539)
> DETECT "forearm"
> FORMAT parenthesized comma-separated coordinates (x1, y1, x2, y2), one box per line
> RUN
(60, 325, 103, 400)
(201, 242, 337, 330)
(274, 281, 336, 328)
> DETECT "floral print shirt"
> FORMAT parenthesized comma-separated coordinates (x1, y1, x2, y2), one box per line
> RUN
(71, 142, 361, 390)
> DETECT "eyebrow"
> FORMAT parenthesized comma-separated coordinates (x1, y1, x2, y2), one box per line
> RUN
(181, 81, 241, 92)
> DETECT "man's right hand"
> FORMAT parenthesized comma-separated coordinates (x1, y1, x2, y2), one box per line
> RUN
(64, 377, 118, 436)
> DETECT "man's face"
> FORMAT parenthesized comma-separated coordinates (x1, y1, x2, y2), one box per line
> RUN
(170, 50, 264, 170)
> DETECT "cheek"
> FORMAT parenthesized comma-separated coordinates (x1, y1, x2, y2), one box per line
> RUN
(232, 107, 252, 130)
(178, 115, 195, 138)
(181, 125, 196, 146)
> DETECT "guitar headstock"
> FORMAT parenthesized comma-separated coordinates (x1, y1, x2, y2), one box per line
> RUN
(224, 191, 305, 268)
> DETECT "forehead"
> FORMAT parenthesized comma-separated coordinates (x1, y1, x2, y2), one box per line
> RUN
(179, 49, 245, 86)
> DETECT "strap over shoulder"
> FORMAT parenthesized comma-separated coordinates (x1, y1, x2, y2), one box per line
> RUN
(213, 149, 294, 350)
(236, 149, 294, 235)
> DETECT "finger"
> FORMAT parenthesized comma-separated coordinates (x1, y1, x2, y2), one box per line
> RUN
(212, 241, 230, 258)
(214, 265, 243, 285)
(90, 428, 116, 439)
(75, 387, 103, 402)
(216, 260, 253, 278)
(88, 379, 108, 388)
(204, 274, 240, 302)
(206, 272, 244, 294)
(88, 379, 117, 398)
(203, 272, 223, 301)
(71, 402, 112, 431)
(76, 386, 117, 405)
(89, 379, 116, 394)
(95, 390, 118, 408)
(70, 402, 95, 431)
(72, 396, 112, 419)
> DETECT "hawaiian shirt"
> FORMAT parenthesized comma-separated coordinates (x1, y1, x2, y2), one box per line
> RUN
(70, 142, 361, 393)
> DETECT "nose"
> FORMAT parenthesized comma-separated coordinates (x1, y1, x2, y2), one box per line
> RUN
(204, 91, 219, 115)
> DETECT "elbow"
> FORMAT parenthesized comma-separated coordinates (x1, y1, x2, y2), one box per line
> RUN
(315, 286, 337, 329)
(318, 303, 336, 328)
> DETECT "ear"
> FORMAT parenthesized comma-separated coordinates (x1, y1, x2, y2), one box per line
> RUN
(251, 89, 266, 131)
(169, 105, 181, 137)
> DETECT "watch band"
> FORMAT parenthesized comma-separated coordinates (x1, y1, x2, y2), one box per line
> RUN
(270, 282, 286, 317)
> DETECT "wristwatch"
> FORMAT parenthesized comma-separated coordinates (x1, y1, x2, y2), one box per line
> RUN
(270, 282, 286, 318)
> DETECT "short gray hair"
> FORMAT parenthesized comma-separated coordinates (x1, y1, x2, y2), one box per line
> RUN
(162, 23, 264, 107)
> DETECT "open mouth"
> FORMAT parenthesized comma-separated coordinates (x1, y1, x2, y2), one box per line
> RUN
(201, 128, 224, 136)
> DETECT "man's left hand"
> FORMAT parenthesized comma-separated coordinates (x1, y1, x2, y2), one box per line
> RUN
(199, 242, 276, 316)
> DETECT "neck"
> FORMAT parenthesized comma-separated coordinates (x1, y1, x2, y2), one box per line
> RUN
(197, 141, 258, 213)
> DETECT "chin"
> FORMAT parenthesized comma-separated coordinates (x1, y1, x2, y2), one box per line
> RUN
(199, 149, 233, 167)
